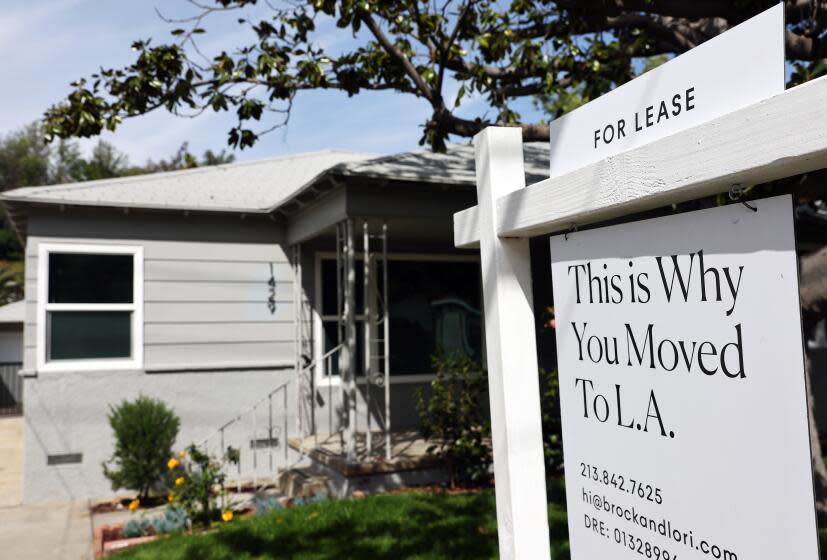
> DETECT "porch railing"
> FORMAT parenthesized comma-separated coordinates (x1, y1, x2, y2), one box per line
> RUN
(200, 345, 342, 487)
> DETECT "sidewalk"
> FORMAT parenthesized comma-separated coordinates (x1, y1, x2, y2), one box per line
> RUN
(0, 500, 93, 559)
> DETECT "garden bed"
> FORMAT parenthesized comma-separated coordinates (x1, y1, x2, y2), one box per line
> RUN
(108, 481, 571, 559)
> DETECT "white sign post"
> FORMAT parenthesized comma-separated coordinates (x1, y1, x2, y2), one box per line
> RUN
(551, 196, 818, 559)
(475, 127, 551, 560)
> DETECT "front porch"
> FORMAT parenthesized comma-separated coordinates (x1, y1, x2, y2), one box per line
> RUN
(285, 162, 487, 468)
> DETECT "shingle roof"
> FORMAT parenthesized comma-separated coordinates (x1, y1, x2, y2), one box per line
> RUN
(0, 142, 550, 237)
(1, 150, 376, 214)
(339, 142, 549, 186)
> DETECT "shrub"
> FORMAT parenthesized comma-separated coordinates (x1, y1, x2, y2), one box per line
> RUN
(415, 354, 492, 487)
(539, 368, 564, 473)
(252, 494, 283, 516)
(123, 506, 190, 538)
(103, 395, 180, 499)
(151, 506, 189, 535)
(167, 444, 238, 525)
(122, 518, 151, 538)
(416, 357, 565, 482)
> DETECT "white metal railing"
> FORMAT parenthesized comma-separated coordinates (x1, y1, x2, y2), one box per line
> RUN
(318, 344, 344, 440)
(200, 344, 343, 487)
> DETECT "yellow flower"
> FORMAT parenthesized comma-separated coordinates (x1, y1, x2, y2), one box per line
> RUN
(168, 494, 175, 503)
(167, 458, 180, 470)
(179, 449, 187, 458)
(175, 476, 186, 487)
(222, 510, 234, 523)
(307, 512, 319, 520)
(128, 499, 140, 511)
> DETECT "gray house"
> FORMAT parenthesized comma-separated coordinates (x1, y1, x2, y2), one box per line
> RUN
(1, 144, 548, 503)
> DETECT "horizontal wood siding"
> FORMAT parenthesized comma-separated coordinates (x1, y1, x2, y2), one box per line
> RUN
(145, 260, 291, 283)
(145, 341, 293, 368)
(145, 322, 295, 344)
(145, 281, 292, 302)
(24, 210, 295, 372)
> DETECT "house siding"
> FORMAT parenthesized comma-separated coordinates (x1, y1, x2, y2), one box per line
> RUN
(21, 208, 302, 503)
(23, 208, 294, 372)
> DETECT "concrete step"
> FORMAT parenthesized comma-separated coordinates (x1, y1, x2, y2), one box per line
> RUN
(276, 468, 330, 498)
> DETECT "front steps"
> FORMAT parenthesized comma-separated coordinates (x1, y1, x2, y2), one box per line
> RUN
(276, 467, 330, 498)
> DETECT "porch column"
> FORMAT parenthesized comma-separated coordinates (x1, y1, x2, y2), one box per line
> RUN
(341, 218, 358, 462)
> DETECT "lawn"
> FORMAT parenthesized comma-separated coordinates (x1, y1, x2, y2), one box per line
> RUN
(115, 478, 827, 559)
(116, 481, 570, 560)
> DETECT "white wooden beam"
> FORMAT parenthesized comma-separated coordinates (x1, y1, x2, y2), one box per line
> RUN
(454, 75, 827, 243)
(453, 205, 480, 249)
(475, 128, 551, 559)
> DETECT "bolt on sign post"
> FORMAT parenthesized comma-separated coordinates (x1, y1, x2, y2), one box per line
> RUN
(455, 3, 824, 559)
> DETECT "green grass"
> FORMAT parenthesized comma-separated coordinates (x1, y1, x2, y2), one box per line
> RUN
(116, 481, 570, 560)
(115, 479, 827, 559)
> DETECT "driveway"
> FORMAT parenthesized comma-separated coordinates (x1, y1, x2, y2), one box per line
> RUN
(0, 415, 22, 507)
(0, 500, 93, 559)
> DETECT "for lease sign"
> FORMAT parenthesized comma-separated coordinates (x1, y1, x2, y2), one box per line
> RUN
(548, 3, 785, 179)
(550, 196, 818, 559)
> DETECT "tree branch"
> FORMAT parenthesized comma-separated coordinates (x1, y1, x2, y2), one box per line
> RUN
(357, 8, 438, 105)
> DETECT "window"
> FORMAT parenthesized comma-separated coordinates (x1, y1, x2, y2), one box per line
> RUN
(318, 258, 365, 379)
(37, 244, 143, 371)
(385, 259, 482, 375)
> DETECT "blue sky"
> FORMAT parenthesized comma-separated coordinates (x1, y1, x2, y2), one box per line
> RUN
(0, 0, 544, 164)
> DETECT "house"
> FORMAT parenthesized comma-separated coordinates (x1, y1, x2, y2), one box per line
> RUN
(0, 144, 551, 503)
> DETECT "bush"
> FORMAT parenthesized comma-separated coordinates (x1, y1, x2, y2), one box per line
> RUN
(103, 395, 180, 499)
(416, 354, 492, 487)
(123, 506, 190, 538)
(151, 506, 189, 535)
(167, 444, 238, 525)
(252, 494, 283, 516)
(122, 518, 152, 538)
(416, 355, 565, 483)
(539, 368, 564, 473)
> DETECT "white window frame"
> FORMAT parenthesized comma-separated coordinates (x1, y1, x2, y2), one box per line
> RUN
(37, 243, 144, 372)
(313, 251, 480, 386)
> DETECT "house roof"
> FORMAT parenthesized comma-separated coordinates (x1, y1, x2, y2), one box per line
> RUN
(336, 141, 549, 186)
(0, 141, 550, 237)
(0, 301, 24, 324)
(0, 150, 376, 214)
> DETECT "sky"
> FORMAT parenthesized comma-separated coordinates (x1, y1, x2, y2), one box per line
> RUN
(0, 0, 544, 165)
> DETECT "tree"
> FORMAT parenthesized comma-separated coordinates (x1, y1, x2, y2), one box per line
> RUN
(144, 141, 235, 173)
(0, 123, 50, 191)
(42, 1, 827, 152)
(0, 122, 235, 189)
(81, 141, 131, 180)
